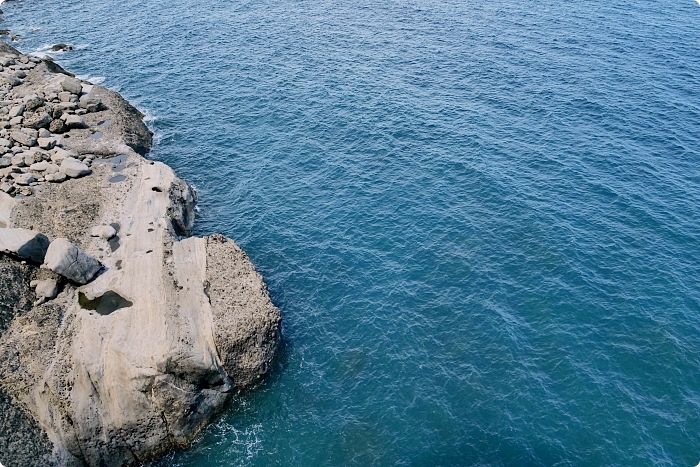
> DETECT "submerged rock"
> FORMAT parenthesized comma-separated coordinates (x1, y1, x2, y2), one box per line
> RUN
(51, 43, 74, 52)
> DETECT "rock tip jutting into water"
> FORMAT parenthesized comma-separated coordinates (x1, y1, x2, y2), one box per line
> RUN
(0, 41, 281, 466)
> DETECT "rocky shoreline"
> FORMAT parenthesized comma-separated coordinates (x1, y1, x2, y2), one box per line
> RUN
(0, 43, 281, 466)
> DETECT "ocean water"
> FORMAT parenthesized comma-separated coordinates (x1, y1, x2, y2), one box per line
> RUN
(3, 0, 700, 465)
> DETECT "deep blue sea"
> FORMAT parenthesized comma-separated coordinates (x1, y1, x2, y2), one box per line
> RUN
(4, 0, 700, 465)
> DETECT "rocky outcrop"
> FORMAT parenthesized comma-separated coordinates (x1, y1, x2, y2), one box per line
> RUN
(0, 44, 281, 466)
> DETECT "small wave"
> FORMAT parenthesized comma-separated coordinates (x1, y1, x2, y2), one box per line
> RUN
(75, 74, 105, 85)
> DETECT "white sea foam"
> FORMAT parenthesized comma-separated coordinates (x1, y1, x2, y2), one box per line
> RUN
(76, 74, 105, 85)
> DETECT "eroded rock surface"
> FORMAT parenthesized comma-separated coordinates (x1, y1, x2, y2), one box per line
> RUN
(0, 43, 281, 466)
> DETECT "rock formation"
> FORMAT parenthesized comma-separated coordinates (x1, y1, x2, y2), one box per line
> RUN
(0, 43, 281, 466)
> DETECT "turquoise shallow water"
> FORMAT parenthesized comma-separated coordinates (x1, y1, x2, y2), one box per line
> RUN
(4, 0, 700, 465)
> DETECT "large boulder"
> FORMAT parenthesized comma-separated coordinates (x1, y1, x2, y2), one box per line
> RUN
(61, 76, 83, 95)
(43, 238, 101, 284)
(0, 227, 50, 263)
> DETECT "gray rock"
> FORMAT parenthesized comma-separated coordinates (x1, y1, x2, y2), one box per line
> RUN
(60, 77, 82, 95)
(91, 225, 117, 240)
(58, 91, 75, 102)
(50, 148, 73, 164)
(64, 114, 86, 129)
(29, 161, 49, 172)
(21, 128, 39, 139)
(10, 131, 36, 147)
(13, 70, 26, 79)
(37, 128, 50, 138)
(0, 156, 9, 168)
(8, 104, 24, 118)
(79, 94, 106, 112)
(10, 154, 24, 167)
(24, 95, 44, 111)
(0, 227, 50, 263)
(32, 278, 58, 299)
(23, 152, 42, 166)
(60, 157, 91, 178)
(37, 137, 56, 150)
(43, 238, 101, 284)
(5, 75, 20, 86)
(45, 171, 67, 183)
(12, 173, 35, 185)
(49, 118, 66, 134)
(23, 112, 52, 130)
(8, 116, 22, 126)
(44, 163, 59, 175)
(0, 138, 11, 147)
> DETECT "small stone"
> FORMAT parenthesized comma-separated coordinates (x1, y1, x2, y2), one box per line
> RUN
(22, 128, 39, 138)
(64, 114, 86, 129)
(60, 157, 91, 178)
(45, 163, 59, 175)
(17, 186, 32, 196)
(34, 278, 58, 299)
(38, 137, 56, 150)
(43, 238, 102, 284)
(8, 105, 24, 118)
(12, 172, 35, 185)
(60, 77, 82, 95)
(13, 70, 26, 79)
(0, 156, 9, 168)
(24, 152, 42, 166)
(30, 161, 49, 171)
(10, 130, 36, 147)
(91, 225, 117, 240)
(24, 95, 44, 111)
(51, 148, 73, 164)
(0, 138, 10, 148)
(38, 128, 51, 138)
(9, 116, 23, 126)
(49, 118, 66, 134)
(45, 172, 67, 183)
